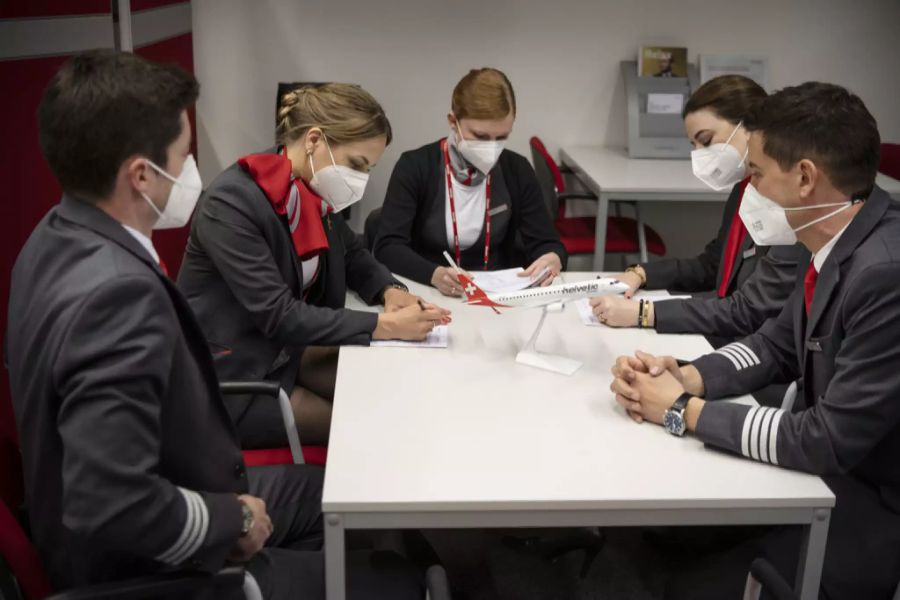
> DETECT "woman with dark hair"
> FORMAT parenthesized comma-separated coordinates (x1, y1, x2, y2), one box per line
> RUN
(591, 75, 803, 347)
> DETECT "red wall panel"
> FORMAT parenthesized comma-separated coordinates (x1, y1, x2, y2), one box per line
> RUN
(0, 56, 69, 443)
(0, 1, 110, 19)
(0, 55, 69, 507)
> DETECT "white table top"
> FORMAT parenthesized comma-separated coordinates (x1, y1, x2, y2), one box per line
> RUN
(561, 145, 900, 200)
(323, 274, 834, 514)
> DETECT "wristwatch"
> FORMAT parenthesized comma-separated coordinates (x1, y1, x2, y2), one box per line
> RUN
(239, 500, 254, 537)
(663, 392, 693, 437)
(380, 282, 408, 303)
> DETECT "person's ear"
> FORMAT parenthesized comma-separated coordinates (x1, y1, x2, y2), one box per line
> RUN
(304, 128, 323, 155)
(126, 156, 153, 195)
(797, 159, 818, 201)
(447, 112, 458, 129)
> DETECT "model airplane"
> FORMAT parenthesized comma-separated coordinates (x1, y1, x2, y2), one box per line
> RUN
(442, 251, 628, 375)
(443, 251, 629, 313)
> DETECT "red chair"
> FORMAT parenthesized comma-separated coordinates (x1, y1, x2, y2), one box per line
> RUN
(220, 381, 328, 468)
(879, 143, 900, 181)
(0, 455, 253, 600)
(529, 136, 666, 264)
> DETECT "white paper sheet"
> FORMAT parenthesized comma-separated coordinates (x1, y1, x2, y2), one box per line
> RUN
(370, 325, 449, 348)
(470, 267, 549, 294)
(647, 93, 684, 115)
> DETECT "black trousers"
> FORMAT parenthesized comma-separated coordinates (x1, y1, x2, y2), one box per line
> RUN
(665, 475, 900, 600)
(242, 464, 424, 600)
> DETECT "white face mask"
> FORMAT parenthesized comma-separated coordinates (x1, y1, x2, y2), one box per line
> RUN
(739, 183, 855, 246)
(308, 135, 368, 212)
(691, 121, 748, 191)
(454, 122, 505, 174)
(141, 154, 202, 229)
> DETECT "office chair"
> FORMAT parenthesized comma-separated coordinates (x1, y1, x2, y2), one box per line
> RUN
(0, 451, 259, 600)
(364, 207, 382, 252)
(220, 381, 328, 467)
(529, 136, 666, 267)
(742, 557, 900, 600)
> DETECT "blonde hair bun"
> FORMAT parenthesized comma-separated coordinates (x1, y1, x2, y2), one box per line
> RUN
(276, 83, 391, 147)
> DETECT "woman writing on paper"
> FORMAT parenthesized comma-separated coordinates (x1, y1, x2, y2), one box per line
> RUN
(591, 75, 802, 349)
(178, 84, 448, 447)
(374, 68, 567, 296)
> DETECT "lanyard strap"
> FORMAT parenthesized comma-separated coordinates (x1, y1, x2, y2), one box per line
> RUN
(442, 139, 491, 270)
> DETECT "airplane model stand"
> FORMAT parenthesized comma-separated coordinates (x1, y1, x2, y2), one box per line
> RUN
(515, 305, 583, 376)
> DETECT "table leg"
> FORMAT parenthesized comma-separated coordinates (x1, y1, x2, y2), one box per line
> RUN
(795, 508, 830, 600)
(592, 193, 610, 271)
(325, 513, 346, 600)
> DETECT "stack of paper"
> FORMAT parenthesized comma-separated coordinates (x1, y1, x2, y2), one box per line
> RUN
(370, 325, 449, 348)
(470, 267, 549, 294)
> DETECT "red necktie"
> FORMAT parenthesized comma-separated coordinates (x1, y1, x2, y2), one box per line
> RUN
(159, 257, 170, 279)
(804, 261, 818, 315)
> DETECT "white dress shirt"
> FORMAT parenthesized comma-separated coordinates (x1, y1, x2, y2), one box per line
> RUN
(445, 177, 487, 251)
(812, 221, 851, 272)
(121, 224, 160, 264)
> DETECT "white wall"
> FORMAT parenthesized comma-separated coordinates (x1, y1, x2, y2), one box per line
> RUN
(191, 0, 900, 261)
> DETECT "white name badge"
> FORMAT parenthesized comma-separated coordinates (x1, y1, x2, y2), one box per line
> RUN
(488, 204, 509, 217)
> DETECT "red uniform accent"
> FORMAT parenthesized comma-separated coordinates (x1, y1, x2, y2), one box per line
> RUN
(804, 261, 818, 315)
(717, 177, 752, 298)
(238, 150, 329, 263)
(442, 139, 491, 270)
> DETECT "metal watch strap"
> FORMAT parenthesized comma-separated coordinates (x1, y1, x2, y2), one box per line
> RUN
(239, 501, 253, 537)
(380, 282, 408, 303)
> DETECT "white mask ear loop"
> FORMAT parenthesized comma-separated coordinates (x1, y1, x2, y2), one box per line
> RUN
(792, 201, 857, 234)
(722, 121, 743, 146)
(722, 121, 748, 167)
(142, 160, 168, 217)
(321, 134, 354, 195)
(455, 121, 465, 146)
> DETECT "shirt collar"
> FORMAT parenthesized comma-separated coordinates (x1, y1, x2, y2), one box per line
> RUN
(812, 221, 851, 272)
(121, 224, 160, 264)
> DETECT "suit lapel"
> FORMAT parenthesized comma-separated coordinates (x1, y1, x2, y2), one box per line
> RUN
(801, 187, 890, 373)
(724, 235, 755, 291)
(806, 187, 889, 336)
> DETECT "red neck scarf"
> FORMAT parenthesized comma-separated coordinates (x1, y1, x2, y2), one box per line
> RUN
(238, 149, 329, 262)
(717, 176, 751, 298)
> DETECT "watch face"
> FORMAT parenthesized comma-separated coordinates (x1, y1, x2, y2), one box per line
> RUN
(663, 410, 686, 436)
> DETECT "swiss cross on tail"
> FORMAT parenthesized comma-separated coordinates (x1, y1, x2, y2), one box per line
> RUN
(443, 251, 505, 314)
(456, 272, 504, 313)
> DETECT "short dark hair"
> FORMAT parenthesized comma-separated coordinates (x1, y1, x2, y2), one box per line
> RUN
(744, 82, 880, 197)
(38, 49, 199, 200)
(682, 74, 766, 123)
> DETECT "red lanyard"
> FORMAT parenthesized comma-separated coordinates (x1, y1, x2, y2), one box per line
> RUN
(442, 138, 491, 270)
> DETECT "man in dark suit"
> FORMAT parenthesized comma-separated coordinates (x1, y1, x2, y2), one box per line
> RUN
(610, 82, 900, 598)
(6, 50, 420, 599)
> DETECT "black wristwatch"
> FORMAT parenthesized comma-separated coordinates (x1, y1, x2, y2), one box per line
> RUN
(239, 500, 254, 537)
(663, 392, 693, 437)
(380, 282, 408, 303)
